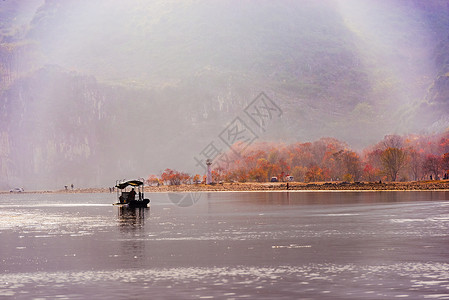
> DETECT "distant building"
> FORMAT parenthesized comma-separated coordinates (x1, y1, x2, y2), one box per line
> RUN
(206, 159, 213, 184)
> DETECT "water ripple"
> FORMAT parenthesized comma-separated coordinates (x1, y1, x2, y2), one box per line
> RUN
(0, 263, 448, 299)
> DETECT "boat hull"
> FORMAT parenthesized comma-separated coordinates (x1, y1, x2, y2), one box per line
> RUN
(128, 199, 150, 208)
(113, 199, 150, 208)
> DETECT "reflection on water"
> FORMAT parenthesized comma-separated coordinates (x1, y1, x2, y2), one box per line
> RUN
(117, 206, 149, 229)
(0, 191, 448, 299)
(224, 190, 449, 206)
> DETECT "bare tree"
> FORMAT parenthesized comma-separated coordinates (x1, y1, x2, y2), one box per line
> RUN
(381, 135, 404, 149)
(408, 149, 424, 181)
(422, 155, 442, 179)
(381, 147, 408, 181)
(342, 150, 362, 181)
(442, 153, 449, 171)
(442, 153, 449, 179)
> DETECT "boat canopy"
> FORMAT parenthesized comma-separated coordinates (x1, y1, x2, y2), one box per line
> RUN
(115, 180, 143, 190)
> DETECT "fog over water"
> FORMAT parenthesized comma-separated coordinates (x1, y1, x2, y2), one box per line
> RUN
(0, 0, 448, 189)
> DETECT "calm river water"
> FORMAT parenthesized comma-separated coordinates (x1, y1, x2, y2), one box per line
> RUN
(1, 191, 449, 299)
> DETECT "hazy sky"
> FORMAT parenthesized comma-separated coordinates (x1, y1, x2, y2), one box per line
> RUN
(1, 0, 447, 189)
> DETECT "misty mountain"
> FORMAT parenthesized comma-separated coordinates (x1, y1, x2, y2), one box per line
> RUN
(1, 0, 449, 189)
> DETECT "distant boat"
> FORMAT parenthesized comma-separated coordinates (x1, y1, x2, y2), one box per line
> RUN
(113, 179, 150, 208)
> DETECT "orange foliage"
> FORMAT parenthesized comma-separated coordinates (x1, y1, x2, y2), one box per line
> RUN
(148, 131, 449, 184)
(146, 174, 160, 186)
(161, 168, 190, 185)
(305, 165, 325, 182)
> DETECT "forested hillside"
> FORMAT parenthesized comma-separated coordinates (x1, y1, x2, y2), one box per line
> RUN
(1, 0, 449, 189)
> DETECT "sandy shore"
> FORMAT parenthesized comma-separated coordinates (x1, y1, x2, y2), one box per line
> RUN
(3, 180, 449, 194)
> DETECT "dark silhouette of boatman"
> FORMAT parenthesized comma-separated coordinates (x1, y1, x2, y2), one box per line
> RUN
(128, 188, 136, 202)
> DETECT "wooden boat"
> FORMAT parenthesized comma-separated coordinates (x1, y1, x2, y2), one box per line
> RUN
(113, 179, 150, 208)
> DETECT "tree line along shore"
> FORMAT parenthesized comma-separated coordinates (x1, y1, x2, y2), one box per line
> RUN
(148, 134, 449, 188)
(2, 133, 448, 194)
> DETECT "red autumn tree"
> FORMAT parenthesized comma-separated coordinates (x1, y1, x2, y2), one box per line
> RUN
(342, 150, 362, 181)
(422, 154, 442, 179)
(305, 165, 325, 183)
(192, 174, 201, 184)
(146, 174, 160, 186)
(363, 163, 379, 181)
(160, 168, 189, 185)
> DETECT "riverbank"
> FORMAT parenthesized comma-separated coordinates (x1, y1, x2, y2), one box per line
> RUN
(3, 180, 449, 194)
(141, 180, 449, 192)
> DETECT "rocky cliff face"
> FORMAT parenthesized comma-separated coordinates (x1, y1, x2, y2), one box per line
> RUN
(0, 65, 252, 189)
(0, 66, 103, 188)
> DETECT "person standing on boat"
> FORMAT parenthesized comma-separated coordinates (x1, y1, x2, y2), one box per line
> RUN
(128, 188, 136, 202)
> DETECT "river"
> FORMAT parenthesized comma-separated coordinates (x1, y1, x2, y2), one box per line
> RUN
(1, 191, 449, 299)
